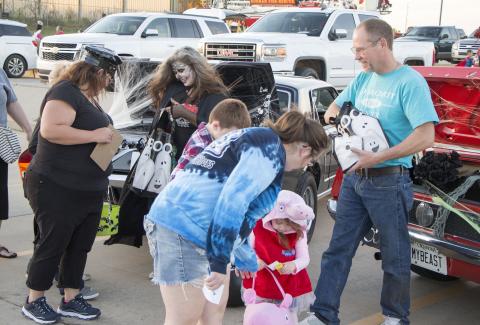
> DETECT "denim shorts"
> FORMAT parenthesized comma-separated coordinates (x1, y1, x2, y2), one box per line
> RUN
(144, 217, 209, 288)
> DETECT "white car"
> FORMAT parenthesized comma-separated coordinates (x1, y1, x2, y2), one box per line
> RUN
(37, 12, 230, 79)
(0, 19, 37, 78)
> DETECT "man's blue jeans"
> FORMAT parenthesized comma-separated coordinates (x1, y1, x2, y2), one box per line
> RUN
(311, 172, 413, 324)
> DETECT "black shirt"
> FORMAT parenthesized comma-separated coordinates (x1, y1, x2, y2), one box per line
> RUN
(158, 82, 227, 160)
(29, 80, 112, 192)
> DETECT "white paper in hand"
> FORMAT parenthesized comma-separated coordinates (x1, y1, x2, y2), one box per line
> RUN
(202, 284, 224, 305)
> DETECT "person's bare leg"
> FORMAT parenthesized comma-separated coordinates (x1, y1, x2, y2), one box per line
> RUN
(198, 265, 231, 325)
(28, 289, 45, 303)
(64, 288, 80, 302)
(160, 284, 206, 325)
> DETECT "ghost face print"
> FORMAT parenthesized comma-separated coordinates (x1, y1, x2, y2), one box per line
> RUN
(172, 62, 195, 87)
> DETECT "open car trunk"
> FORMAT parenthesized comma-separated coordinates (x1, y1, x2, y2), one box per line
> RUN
(414, 67, 480, 151)
(105, 60, 280, 247)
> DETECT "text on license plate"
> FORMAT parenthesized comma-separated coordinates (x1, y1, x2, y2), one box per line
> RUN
(411, 241, 447, 275)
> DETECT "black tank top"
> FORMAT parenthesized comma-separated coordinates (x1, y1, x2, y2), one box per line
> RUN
(29, 80, 112, 191)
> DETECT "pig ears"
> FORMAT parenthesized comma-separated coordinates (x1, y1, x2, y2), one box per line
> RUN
(243, 288, 256, 305)
(279, 293, 293, 309)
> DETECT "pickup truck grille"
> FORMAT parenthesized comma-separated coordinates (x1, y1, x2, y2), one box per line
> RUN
(42, 42, 77, 49)
(458, 41, 480, 51)
(205, 43, 256, 62)
(42, 52, 76, 61)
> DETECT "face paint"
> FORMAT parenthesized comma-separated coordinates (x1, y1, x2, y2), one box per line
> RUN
(172, 62, 195, 87)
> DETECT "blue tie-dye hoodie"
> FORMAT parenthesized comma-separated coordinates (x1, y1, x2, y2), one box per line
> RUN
(146, 127, 285, 274)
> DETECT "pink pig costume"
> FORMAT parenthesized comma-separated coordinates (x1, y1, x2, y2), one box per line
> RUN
(243, 190, 316, 325)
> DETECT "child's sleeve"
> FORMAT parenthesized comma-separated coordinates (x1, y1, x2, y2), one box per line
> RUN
(293, 232, 310, 274)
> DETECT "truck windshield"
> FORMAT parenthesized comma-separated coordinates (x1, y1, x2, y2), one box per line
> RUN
(248, 12, 328, 36)
(85, 16, 146, 35)
(406, 27, 441, 38)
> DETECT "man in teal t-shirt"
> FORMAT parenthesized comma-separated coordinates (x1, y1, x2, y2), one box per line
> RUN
(304, 19, 438, 325)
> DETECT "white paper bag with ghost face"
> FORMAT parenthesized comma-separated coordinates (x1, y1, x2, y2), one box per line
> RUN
(146, 142, 172, 194)
(332, 102, 390, 172)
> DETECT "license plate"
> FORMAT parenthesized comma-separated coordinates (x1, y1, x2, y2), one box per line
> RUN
(411, 241, 447, 275)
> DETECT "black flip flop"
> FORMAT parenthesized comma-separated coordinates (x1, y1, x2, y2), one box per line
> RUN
(0, 246, 17, 258)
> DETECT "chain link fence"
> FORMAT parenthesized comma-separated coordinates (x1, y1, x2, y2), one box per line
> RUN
(0, 1, 207, 31)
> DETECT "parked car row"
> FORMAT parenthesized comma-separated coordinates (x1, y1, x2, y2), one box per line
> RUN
(3, 7, 438, 87)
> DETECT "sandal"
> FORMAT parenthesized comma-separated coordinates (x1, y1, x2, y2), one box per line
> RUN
(0, 246, 17, 258)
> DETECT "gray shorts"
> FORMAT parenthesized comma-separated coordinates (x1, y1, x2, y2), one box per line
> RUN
(144, 218, 209, 288)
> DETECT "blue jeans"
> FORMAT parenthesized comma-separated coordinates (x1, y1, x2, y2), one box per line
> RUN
(311, 173, 413, 324)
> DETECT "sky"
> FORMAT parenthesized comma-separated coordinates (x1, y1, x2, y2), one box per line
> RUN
(379, 0, 478, 34)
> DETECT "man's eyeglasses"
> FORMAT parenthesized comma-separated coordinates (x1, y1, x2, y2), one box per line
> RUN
(350, 38, 381, 55)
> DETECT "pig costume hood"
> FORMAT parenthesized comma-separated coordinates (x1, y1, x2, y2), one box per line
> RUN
(262, 190, 314, 233)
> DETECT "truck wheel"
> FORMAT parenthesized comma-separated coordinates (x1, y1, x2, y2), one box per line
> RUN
(227, 268, 244, 307)
(296, 172, 318, 242)
(295, 67, 319, 79)
(411, 265, 458, 281)
(4, 54, 27, 78)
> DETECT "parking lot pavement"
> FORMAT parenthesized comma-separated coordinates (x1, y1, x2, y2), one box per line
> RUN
(1, 78, 478, 325)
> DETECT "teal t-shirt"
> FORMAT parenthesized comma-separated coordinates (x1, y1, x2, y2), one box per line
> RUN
(335, 65, 439, 168)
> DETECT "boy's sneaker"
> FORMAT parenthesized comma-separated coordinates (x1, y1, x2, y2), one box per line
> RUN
(22, 296, 60, 324)
(381, 316, 401, 325)
(57, 294, 101, 320)
(59, 286, 99, 300)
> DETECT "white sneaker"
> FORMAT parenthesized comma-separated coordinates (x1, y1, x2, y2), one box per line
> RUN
(299, 314, 327, 325)
(381, 316, 401, 325)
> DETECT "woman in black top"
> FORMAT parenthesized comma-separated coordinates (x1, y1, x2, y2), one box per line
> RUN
(148, 46, 228, 160)
(22, 46, 121, 324)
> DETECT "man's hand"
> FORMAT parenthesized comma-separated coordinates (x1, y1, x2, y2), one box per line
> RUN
(278, 261, 296, 275)
(205, 272, 226, 290)
(349, 148, 380, 172)
(324, 102, 340, 125)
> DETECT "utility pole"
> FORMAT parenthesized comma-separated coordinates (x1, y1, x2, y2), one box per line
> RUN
(438, 0, 443, 25)
(78, 0, 82, 22)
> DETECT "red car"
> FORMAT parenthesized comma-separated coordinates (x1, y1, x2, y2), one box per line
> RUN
(327, 66, 480, 283)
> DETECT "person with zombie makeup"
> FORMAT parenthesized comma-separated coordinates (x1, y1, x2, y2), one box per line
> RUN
(22, 46, 122, 324)
(148, 46, 228, 161)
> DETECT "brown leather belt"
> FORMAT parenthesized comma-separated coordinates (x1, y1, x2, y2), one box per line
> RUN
(354, 166, 406, 177)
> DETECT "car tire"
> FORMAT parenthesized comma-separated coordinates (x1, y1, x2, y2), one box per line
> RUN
(295, 66, 319, 79)
(4, 54, 27, 78)
(296, 171, 318, 242)
(411, 265, 458, 281)
(227, 268, 244, 307)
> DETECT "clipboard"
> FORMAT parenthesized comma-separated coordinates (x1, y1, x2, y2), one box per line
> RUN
(90, 125, 123, 171)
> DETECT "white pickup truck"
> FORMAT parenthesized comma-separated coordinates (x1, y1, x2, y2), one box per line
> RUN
(36, 12, 230, 79)
(199, 7, 435, 89)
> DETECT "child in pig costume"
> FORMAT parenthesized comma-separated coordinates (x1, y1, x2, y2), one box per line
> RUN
(242, 190, 316, 324)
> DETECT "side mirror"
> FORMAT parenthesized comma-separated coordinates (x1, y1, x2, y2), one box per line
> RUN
(329, 28, 348, 40)
(143, 28, 159, 38)
(461, 35, 467, 39)
(441, 34, 449, 39)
